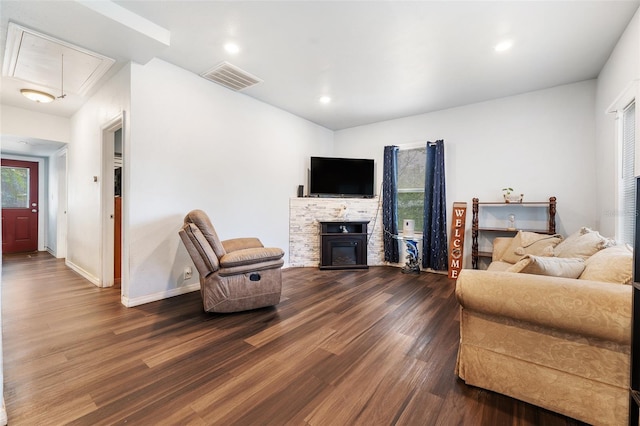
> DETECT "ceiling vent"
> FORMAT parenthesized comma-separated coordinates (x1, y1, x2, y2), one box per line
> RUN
(200, 62, 262, 91)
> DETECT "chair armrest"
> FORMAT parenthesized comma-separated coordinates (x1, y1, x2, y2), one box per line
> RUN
(219, 247, 284, 268)
(222, 237, 264, 253)
(455, 269, 631, 344)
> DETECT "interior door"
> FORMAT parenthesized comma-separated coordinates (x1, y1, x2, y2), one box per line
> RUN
(2, 159, 39, 253)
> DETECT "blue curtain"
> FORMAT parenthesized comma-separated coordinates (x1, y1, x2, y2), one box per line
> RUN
(382, 146, 399, 263)
(422, 140, 448, 270)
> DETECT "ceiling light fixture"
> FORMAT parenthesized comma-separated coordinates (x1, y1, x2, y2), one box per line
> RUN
(319, 96, 331, 104)
(224, 42, 240, 54)
(20, 89, 55, 103)
(495, 40, 514, 52)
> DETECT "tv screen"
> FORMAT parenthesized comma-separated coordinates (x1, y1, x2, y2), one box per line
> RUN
(310, 156, 375, 198)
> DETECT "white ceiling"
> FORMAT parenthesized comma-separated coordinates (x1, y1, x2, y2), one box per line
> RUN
(1, 0, 639, 137)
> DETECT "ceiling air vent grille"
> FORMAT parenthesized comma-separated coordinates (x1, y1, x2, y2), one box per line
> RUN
(200, 62, 262, 91)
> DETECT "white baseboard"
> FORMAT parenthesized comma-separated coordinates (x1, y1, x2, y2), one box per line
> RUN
(65, 260, 101, 286)
(121, 282, 200, 307)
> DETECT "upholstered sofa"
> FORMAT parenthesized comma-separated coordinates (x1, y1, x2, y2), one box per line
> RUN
(455, 229, 632, 425)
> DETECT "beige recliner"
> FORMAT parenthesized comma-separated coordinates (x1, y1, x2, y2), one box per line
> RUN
(178, 209, 284, 313)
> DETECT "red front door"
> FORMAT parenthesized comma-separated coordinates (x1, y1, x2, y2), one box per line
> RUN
(2, 159, 39, 253)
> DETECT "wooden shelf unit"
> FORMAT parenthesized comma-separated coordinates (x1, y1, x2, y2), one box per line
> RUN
(471, 197, 557, 269)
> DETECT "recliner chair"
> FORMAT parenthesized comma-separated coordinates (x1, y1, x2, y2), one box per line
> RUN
(178, 209, 284, 313)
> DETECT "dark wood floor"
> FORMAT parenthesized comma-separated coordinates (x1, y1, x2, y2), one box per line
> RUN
(2, 252, 585, 425)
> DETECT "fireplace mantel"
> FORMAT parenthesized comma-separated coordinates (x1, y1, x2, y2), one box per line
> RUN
(289, 197, 383, 267)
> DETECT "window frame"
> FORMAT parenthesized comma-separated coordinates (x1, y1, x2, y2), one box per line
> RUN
(618, 100, 636, 245)
(396, 143, 426, 233)
(610, 79, 639, 244)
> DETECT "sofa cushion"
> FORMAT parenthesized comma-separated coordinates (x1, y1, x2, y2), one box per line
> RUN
(553, 227, 614, 259)
(579, 244, 633, 285)
(486, 260, 513, 272)
(500, 231, 563, 264)
(506, 254, 586, 278)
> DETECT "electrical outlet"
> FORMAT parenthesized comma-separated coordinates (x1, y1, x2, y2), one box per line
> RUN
(184, 266, 192, 280)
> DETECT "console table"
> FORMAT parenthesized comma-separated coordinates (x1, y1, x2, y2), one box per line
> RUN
(319, 221, 369, 270)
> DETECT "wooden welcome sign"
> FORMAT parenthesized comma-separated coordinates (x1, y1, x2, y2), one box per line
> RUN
(448, 202, 467, 279)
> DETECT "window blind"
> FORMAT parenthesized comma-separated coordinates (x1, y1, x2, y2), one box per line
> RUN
(621, 100, 636, 245)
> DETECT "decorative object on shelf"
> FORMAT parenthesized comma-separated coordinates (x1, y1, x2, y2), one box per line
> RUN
(337, 204, 350, 219)
(507, 214, 516, 230)
(502, 187, 524, 203)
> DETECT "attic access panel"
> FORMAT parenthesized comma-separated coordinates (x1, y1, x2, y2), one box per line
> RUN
(3, 22, 115, 96)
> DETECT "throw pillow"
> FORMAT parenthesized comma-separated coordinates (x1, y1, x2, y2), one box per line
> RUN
(553, 227, 615, 259)
(501, 231, 563, 264)
(506, 255, 586, 278)
(579, 244, 633, 284)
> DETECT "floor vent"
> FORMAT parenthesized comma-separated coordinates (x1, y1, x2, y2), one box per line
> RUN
(200, 62, 262, 91)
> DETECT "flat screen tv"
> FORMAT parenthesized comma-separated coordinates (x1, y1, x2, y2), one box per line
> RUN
(309, 156, 375, 198)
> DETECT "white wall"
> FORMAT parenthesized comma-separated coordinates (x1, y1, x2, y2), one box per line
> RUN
(67, 63, 131, 283)
(0, 105, 70, 143)
(46, 149, 68, 257)
(125, 58, 333, 303)
(334, 80, 598, 268)
(595, 8, 639, 237)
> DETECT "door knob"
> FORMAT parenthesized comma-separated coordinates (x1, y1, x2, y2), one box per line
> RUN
(32, 209, 37, 213)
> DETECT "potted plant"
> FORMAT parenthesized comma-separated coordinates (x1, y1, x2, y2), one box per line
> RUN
(502, 187, 523, 203)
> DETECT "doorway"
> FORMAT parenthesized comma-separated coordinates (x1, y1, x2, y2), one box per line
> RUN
(1, 159, 39, 253)
(101, 115, 124, 289)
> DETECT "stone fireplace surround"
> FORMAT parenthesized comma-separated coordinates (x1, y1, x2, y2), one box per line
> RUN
(289, 197, 384, 267)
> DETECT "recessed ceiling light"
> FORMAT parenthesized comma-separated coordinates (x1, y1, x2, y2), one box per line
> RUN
(319, 96, 331, 104)
(20, 89, 55, 103)
(494, 40, 514, 52)
(224, 43, 240, 54)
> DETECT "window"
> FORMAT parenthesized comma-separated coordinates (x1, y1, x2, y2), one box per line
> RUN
(1, 166, 30, 208)
(396, 146, 426, 232)
(619, 100, 636, 245)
